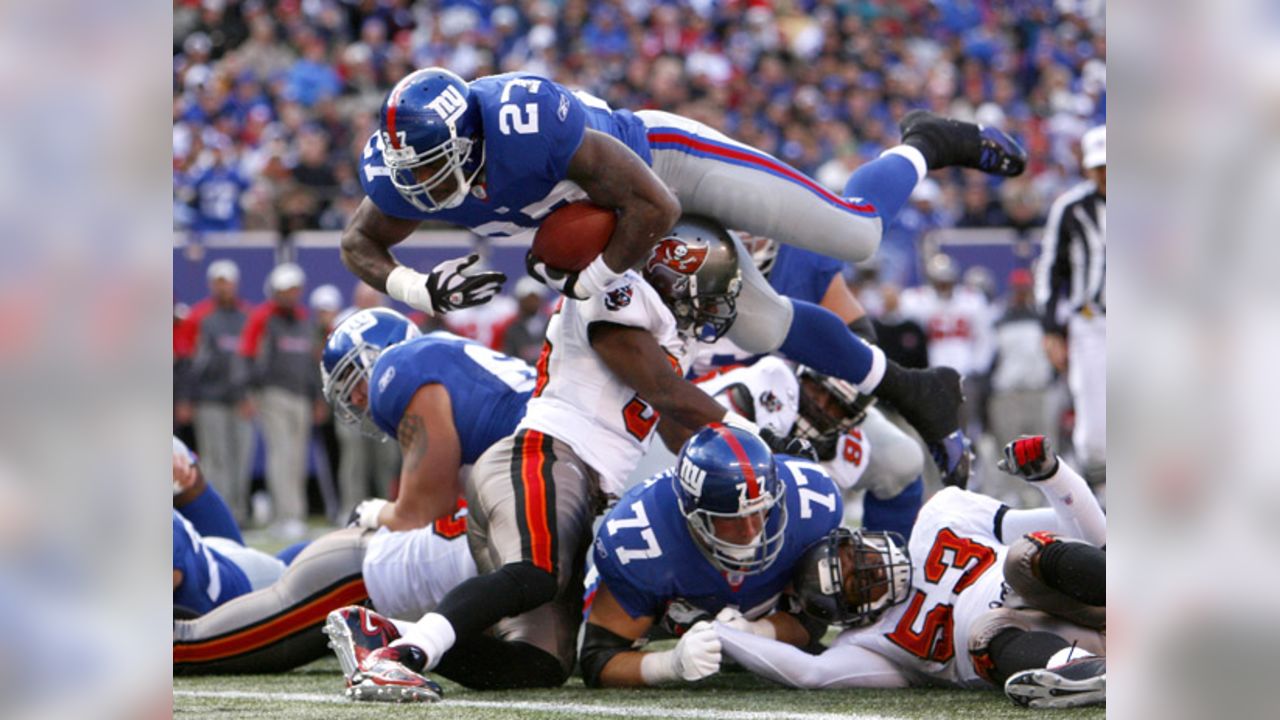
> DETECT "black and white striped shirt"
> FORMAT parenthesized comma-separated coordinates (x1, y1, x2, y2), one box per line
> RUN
(1035, 180, 1106, 333)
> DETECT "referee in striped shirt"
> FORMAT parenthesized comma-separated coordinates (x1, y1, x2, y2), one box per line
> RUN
(1036, 126, 1106, 487)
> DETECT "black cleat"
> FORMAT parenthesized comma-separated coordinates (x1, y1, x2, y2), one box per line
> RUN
(900, 110, 1027, 177)
(1005, 655, 1106, 708)
(874, 364, 963, 444)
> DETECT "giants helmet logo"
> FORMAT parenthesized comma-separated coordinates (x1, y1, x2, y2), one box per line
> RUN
(647, 237, 708, 275)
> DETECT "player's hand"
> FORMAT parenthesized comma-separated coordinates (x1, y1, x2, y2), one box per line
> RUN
(425, 254, 506, 313)
(525, 252, 590, 300)
(346, 498, 389, 530)
(759, 427, 819, 462)
(671, 620, 721, 681)
(997, 435, 1059, 482)
(713, 607, 776, 639)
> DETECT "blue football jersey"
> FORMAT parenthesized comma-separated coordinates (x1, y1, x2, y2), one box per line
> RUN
(769, 244, 846, 305)
(172, 510, 251, 615)
(359, 73, 650, 238)
(592, 457, 843, 621)
(367, 331, 533, 463)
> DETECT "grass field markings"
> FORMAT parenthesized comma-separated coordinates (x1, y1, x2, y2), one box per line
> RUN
(174, 689, 905, 720)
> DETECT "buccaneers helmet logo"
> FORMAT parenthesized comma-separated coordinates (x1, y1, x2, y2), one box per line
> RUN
(646, 237, 709, 275)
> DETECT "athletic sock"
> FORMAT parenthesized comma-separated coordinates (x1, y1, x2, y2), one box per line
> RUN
(843, 148, 925, 225)
(1037, 540, 1106, 606)
(987, 628, 1072, 685)
(779, 299, 886, 392)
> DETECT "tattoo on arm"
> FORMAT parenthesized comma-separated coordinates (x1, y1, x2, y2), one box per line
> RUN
(397, 412, 428, 472)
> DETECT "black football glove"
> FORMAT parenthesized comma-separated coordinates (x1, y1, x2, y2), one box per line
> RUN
(526, 251, 591, 301)
(426, 254, 506, 313)
(997, 435, 1059, 481)
(759, 427, 820, 462)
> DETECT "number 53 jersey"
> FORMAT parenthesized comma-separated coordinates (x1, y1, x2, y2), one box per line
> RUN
(590, 458, 843, 623)
(845, 487, 1011, 688)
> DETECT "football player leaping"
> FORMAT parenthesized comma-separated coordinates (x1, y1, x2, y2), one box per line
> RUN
(340, 67, 1030, 460)
(719, 435, 1107, 709)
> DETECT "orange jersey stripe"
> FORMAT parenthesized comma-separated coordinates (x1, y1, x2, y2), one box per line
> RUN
(174, 578, 368, 664)
(520, 431, 553, 572)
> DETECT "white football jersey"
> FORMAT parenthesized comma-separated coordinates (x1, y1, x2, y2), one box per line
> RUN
(362, 515, 478, 621)
(695, 356, 873, 494)
(694, 356, 798, 436)
(842, 487, 1011, 688)
(519, 271, 695, 496)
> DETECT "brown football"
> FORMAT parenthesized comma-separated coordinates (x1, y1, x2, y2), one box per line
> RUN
(531, 202, 616, 272)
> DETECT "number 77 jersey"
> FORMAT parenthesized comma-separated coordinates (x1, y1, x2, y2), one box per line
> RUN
(589, 458, 843, 623)
(846, 487, 1011, 688)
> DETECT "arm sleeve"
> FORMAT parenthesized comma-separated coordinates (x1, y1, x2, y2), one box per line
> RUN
(998, 461, 1105, 546)
(716, 625, 910, 689)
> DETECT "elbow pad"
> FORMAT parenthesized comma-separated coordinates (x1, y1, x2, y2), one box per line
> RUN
(580, 622, 639, 688)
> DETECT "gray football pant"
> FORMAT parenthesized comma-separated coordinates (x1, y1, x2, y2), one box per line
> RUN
(465, 429, 604, 675)
(193, 402, 255, 523)
(256, 387, 311, 524)
(640, 109, 886, 354)
(173, 528, 370, 674)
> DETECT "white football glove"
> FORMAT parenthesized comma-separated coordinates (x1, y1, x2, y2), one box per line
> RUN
(346, 498, 388, 530)
(671, 620, 722, 681)
(386, 254, 506, 316)
(714, 607, 777, 640)
(525, 253, 620, 301)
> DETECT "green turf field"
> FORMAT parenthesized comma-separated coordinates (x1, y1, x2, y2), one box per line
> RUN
(174, 655, 1105, 719)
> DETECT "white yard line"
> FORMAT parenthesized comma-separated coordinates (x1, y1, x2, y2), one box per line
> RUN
(174, 689, 902, 720)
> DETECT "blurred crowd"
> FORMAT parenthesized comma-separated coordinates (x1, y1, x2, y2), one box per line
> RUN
(173, 0, 1105, 283)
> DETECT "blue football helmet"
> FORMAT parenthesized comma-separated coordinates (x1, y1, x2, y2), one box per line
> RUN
(321, 308, 421, 436)
(379, 67, 485, 212)
(674, 425, 787, 575)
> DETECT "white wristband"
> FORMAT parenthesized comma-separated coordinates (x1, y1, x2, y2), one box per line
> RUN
(639, 648, 679, 685)
(721, 410, 760, 436)
(574, 255, 622, 299)
(386, 266, 435, 315)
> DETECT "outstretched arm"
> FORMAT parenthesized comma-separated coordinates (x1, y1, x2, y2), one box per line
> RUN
(341, 199, 506, 315)
(582, 581, 722, 688)
(716, 624, 910, 689)
(568, 130, 681, 274)
(339, 198, 421, 292)
(997, 436, 1106, 546)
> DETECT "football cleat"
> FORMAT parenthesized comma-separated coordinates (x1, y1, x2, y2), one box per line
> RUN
(323, 606, 401, 683)
(1005, 655, 1106, 709)
(900, 110, 1027, 177)
(875, 364, 963, 444)
(347, 646, 443, 703)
